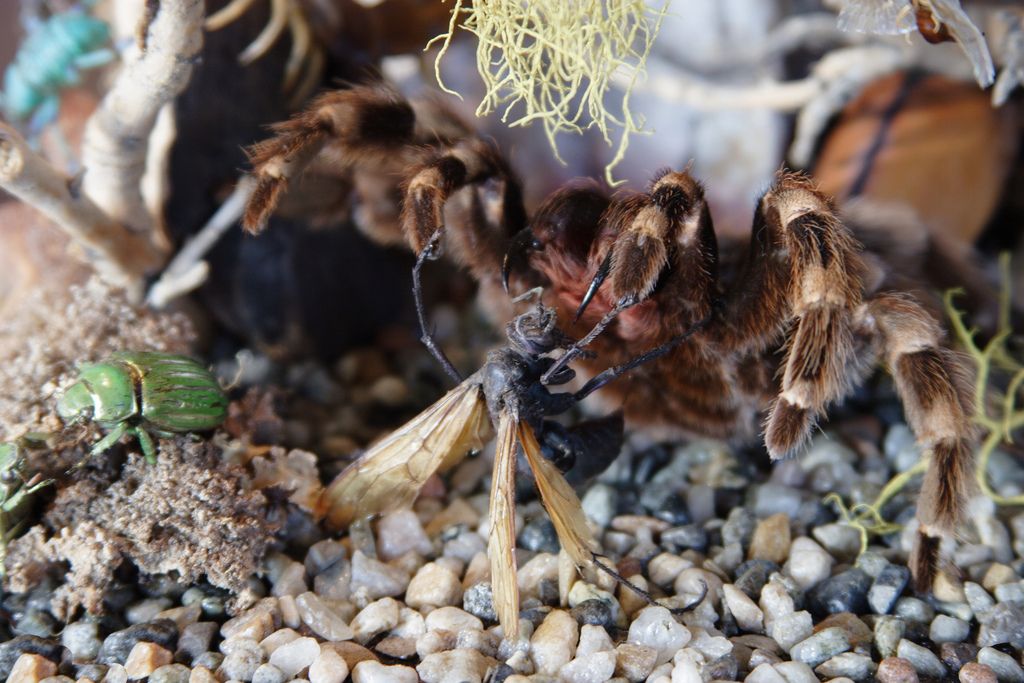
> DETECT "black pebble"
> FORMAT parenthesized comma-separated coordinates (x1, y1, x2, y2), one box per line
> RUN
(97, 619, 178, 665)
(518, 518, 560, 554)
(733, 560, 780, 600)
(0, 635, 64, 679)
(807, 568, 872, 618)
(570, 599, 613, 628)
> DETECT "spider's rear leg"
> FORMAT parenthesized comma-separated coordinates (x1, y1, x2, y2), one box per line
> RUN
(863, 293, 976, 590)
(242, 86, 417, 233)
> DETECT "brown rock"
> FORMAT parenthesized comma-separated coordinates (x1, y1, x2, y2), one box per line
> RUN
(614, 643, 658, 682)
(958, 662, 998, 683)
(982, 564, 1017, 592)
(877, 657, 920, 683)
(123, 642, 173, 679)
(188, 667, 218, 683)
(815, 612, 873, 648)
(748, 513, 791, 563)
(7, 653, 57, 683)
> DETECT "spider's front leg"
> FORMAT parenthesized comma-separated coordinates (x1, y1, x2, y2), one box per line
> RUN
(400, 138, 527, 281)
(242, 86, 417, 234)
(723, 173, 866, 458)
(861, 293, 975, 590)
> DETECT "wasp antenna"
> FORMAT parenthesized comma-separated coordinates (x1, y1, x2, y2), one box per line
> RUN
(412, 230, 462, 384)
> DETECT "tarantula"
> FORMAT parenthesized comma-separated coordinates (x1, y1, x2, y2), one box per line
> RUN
(242, 84, 976, 591)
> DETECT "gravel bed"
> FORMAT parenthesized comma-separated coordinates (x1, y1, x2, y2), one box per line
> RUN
(2, 342, 1024, 683)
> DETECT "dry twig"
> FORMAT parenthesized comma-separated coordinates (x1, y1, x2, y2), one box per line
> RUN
(0, 123, 162, 291)
(81, 0, 204, 238)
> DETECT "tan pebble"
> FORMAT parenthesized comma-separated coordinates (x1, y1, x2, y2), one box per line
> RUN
(424, 498, 481, 536)
(406, 562, 463, 609)
(815, 612, 872, 648)
(610, 515, 670, 534)
(220, 598, 281, 639)
(933, 570, 966, 603)
(101, 664, 127, 683)
(462, 552, 491, 588)
(8, 654, 57, 683)
(155, 604, 202, 630)
(959, 662, 998, 683)
(618, 575, 652, 619)
(350, 660, 417, 683)
(982, 563, 1017, 592)
(876, 657, 920, 683)
(530, 610, 578, 675)
(278, 594, 301, 629)
(188, 667, 218, 683)
(40, 676, 74, 683)
(320, 641, 378, 669)
(504, 677, 531, 683)
(517, 554, 559, 595)
(369, 376, 408, 406)
(374, 636, 417, 660)
(123, 642, 173, 679)
(615, 643, 658, 682)
(748, 513, 791, 563)
(647, 553, 694, 588)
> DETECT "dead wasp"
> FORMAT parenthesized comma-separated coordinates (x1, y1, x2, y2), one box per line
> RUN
(317, 232, 706, 640)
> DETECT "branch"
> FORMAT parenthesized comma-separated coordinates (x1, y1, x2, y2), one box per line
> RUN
(81, 0, 204, 237)
(0, 123, 162, 292)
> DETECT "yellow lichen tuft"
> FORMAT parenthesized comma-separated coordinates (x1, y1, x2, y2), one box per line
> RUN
(430, 0, 668, 185)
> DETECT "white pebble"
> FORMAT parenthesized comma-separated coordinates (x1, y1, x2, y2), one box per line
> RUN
(350, 552, 409, 600)
(416, 648, 490, 683)
(295, 593, 354, 641)
(272, 562, 309, 597)
(424, 606, 483, 633)
(759, 580, 795, 624)
(576, 624, 614, 656)
(559, 650, 616, 683)
(724, 584, 764, 632)
(350, 598, 401, 644)
(670, 649, 704, 683)
(768, 611, 814, 653)
(392, 607, 427, 639)
(260, 628, 301, 656)
(268, 636, 320, 678)
(307, 647, 348, 683)
(405, 563, 463, 609)
(530, 610, 578, 675)
(627, 606, 691, 666)
(783, 538, 834, 590)
(376, 510, 433, 561)
(351, 660, 418, 683)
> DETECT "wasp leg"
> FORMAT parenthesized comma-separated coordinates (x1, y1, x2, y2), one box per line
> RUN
(89, 422, 129, 457)
(537, 412, 624, 486)
(573, 313, 711, 401)
(413, 231, 462, 384)
(134, 427, 158, 465)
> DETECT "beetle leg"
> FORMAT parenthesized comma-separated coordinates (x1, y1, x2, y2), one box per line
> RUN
(90, 422, 129, 457)
(134, 428, 158, 465)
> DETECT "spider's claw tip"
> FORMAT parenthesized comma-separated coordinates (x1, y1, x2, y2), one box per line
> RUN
(575, 254, 612, 323)
(503, 228, 542, 295)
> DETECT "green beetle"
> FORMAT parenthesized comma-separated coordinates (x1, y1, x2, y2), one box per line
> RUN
(56, 352, 228, 463)
(0, 440, 52, 575)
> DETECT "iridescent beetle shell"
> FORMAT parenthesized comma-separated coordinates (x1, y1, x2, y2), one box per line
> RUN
(57, 352, 228, 462)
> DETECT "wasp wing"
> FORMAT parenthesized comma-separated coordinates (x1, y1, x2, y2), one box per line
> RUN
(518, 421, 597, 572)
(488, 410, 521, 641)
(319, 379, 491, 529)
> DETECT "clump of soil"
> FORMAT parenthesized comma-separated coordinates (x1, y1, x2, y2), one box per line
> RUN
(4, 439, 278, 619)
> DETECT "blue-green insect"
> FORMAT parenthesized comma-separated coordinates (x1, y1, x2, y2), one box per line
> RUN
(0, 440, 52, 575)
(56, 352, 229, 464)
(2, 1, 114, 132)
